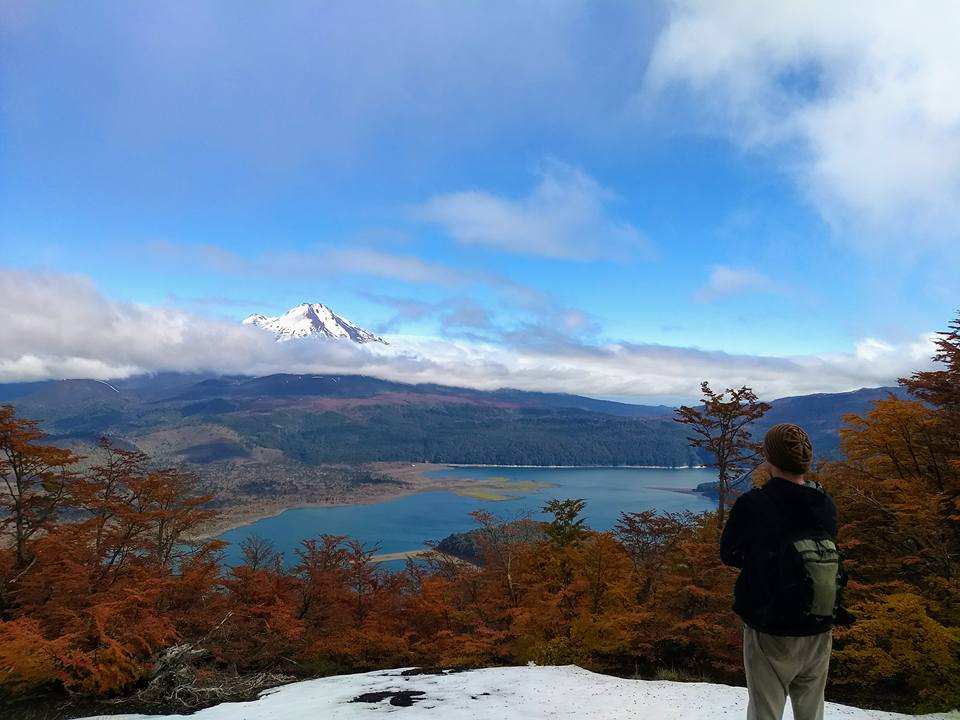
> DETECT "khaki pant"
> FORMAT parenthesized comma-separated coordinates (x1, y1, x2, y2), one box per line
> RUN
(743, 625, 832, 720)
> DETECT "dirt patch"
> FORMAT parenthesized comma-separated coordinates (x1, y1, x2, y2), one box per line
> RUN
(351, 690, 427, 707)
(134, 423, 244, 457)
(180, 440, 249, 464)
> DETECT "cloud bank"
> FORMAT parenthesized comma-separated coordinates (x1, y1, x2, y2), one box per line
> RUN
(0, 270, 935, 402)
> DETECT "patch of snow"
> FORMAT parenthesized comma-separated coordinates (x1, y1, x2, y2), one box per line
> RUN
(91, 379, 121, 393)
(75, 665, 959, 720)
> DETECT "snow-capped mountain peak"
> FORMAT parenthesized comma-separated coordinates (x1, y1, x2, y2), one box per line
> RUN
(243, 303, 386, 344)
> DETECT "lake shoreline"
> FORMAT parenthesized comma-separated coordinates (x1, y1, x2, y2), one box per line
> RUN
(191, 461, 457, 539)
(193, 463, 713, 541)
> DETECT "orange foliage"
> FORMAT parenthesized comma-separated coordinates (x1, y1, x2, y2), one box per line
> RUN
(1, 424, 222, 695)
(832, 590, 960, 712)
(0, 617, 60, 692)
(0, 404, 80, 571)
(814, 313, 960, 710)
(643, 513, 739, 673)
(822, 396, 959, 596)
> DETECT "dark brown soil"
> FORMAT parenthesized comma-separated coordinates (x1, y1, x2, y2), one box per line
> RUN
(351, 690, 427, 707)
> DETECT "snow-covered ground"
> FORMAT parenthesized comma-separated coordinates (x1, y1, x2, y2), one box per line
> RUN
(78, 665, 959, 720)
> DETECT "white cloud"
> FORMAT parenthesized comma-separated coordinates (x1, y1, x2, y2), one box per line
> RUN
(646, 1, 960, 251)
(0, 270, 381, 381)
(695, 265, 785, 303)
(413, 163, 650, 260)
(0, 270, 937, 402)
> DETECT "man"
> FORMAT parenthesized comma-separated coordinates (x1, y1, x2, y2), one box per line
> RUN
(720, 423, 851, 720)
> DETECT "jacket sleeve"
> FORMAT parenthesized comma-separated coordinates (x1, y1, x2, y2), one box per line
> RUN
(720, 495, 750, 568)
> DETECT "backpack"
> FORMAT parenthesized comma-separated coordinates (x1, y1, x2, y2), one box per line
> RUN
(756, 487, 848, 626)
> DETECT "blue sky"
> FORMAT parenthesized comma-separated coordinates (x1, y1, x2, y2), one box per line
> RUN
(1, 2, 957, 401)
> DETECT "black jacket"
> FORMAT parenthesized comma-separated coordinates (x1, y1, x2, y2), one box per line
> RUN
(720, 477, 839, 636)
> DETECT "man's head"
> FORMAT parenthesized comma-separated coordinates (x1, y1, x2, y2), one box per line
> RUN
(761, 423, 813, 479)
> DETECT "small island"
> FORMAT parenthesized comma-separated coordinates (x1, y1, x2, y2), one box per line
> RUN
(453, 475, 556, 501)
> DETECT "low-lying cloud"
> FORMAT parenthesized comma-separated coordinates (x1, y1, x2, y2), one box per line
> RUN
(0, 270, 936, 403)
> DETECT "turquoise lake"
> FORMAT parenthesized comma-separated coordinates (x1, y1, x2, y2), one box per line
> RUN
(217, 466, 717, 568)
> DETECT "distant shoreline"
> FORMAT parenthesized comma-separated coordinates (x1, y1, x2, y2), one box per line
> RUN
(193, 462, 712, 540)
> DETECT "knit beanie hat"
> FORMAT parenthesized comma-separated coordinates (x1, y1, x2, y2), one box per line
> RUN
(763, 423, 813, 474)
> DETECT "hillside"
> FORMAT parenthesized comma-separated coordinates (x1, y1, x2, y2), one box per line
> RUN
(0, 373, 702, 528)
(0, 373, 695, 468)
(0, 373, 910, 528)
(754, 385, 909, 457)
(74, 665, 959, 720)
(1, 374, 902, 466)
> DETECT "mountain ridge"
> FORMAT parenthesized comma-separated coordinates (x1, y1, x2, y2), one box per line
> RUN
(0, 373, 906, 468)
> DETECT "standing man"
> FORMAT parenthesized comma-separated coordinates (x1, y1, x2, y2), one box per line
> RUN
(720, 423, 852, 720)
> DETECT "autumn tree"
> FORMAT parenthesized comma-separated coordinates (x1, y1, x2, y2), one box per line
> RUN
(240, 534, 284, 574)
(900, 313, 960, 432)
(0, 405, 80, 572)
(469, 509, 537, 608)
(69, 440, 217, 585)
(841, 395, 950, 486)
(0, 427, 224, 695)
(517, 531, 637, 670)
(293, 534, 349, 630)
(815, 312, 960, 711)
(401, 553, 504, 667)
(831, 591, 960, 712)
(217, 547, 303, 672)
(534, 498, 589, 606)
(899, 311, 960, 521)
(542, 498, 588, 547)
(614, 509, 694, 603)
(345, 539, 382, 627)
(674, 383, 769, 526)
(646, 512, 739, 675)
(340, 563, 410, 669)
